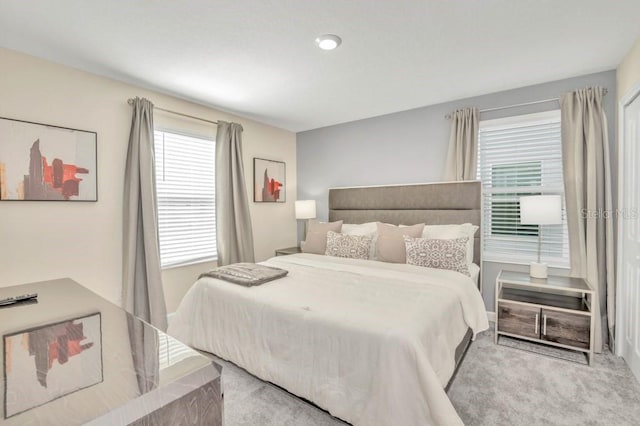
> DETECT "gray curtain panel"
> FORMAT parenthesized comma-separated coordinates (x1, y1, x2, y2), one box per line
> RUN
(127, 315, 160, 394)
(443, 107, 479, 181)
(560, 87, 614, 352)
(216, 121, 255, 265)
(123, 97, 168, 331)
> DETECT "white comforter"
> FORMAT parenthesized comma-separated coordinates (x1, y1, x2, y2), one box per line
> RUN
(168, 254, 489, 425)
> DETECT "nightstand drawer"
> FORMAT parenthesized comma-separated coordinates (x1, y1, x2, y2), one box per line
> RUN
(497, 301, 540, 339)
(541, 309, 590, 349)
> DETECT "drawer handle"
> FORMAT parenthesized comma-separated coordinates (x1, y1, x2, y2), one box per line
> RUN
(543, 314, 547, 335)
(535, 313, 539, 334)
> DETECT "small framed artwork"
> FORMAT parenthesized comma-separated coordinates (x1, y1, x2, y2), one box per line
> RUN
(254, 158, 286, 203)
(3, 312, 103, 418)
(0, 117, 98, 201)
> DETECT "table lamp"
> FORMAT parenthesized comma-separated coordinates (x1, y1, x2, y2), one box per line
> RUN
(519, 195, 562, 279)
(295, 200, 316, 240)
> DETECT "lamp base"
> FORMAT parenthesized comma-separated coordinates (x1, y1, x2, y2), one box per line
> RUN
(529, 262, 548, 279)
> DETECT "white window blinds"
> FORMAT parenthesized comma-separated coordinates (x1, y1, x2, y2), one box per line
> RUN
(154, 130, 216, 268)
(477, 110, 569, 267)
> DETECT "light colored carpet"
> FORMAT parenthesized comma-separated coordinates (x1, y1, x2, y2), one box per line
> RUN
(208, 329, 640, 425)
(449, 330, 640, 425)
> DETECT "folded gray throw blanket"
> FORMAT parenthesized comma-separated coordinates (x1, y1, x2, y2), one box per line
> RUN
(199, 263, 288, 287)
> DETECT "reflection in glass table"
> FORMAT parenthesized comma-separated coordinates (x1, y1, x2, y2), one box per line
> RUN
(0, 278, 222, 425)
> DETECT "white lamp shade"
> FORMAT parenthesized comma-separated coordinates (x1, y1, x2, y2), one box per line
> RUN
(295, 200, 316, 219)
(519, 195, 562, 225)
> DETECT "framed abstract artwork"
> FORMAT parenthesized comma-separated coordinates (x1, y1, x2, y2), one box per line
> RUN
(0, 117, 97, 201)
(253, 158, 285, 203)
(3, 312, 103, 418)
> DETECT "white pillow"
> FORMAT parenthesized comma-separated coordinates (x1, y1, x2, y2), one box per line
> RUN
(341, 222, 377, 259)
(422, 223, 478, 268)
(341, 222, 377, 234)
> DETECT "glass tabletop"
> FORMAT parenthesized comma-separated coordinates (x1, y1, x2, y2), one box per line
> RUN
(0, 278, 220, 425)
(499, 270, 593, 293)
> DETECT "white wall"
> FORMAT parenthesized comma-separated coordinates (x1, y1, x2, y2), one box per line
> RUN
(0, 47, 297, 312)
(617, 37, 640, 100)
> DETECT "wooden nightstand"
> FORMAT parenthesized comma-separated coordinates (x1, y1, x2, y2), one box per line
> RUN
(275, 246, 301, 256)
(495, 270, 595, 365)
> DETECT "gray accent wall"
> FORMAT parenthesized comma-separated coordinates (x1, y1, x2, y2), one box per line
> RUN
(296, 70, 617, 311)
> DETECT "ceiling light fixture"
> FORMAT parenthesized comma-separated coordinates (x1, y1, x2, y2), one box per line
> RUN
(315, 34, 342, 51)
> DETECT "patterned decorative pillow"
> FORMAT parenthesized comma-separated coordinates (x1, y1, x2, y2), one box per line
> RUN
(404, 235, 470, 276)
(341, 222, 378, 259)
(422, 223, 478, 269)
(325, 231, 372, 260)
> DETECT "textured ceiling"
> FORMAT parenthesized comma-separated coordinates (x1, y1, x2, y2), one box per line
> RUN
(1, 0, 639, 132)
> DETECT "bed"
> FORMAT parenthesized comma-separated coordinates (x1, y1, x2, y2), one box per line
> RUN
(168, 181, 489, 425)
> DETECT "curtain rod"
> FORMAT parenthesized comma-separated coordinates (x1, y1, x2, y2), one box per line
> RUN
(445, 88, 608, 119)
(127, 98, 220, 125)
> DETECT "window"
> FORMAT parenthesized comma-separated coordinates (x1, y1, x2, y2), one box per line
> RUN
(477, 110, 569, 266)
(154, 130, 216, 268)
(490, 161, 541, 237)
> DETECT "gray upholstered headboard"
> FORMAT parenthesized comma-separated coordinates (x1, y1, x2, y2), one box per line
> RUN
(328, 181, 482, 266)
